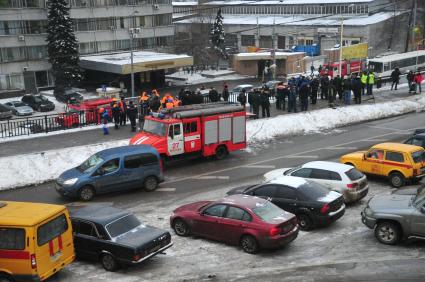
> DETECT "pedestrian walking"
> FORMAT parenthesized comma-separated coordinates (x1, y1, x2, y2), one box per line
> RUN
(222, 84, 229, 101)
(99, 107, 109, 135)
(111, 102, 120, 129)
(328, 79, 337, 108)
(390, 68, 401, 90)
(299, 79, 310, 112)
(248, 90, 254, 113)
(288, 78, 297, 113)
(127, 101, 138, 132)
(119, 96, 127, 126)
(414, 71, 423, 93)
(366, 71, 375, 96)
(352, 74, 362, 104)
(310, 76, 319, 105)
(407, 70, 415, 93)
(343, 76, 352, 105)
(237, 89, 247, 109)
(260, 88, 270, 118)
(310, 65, 315, 75)
(361, 71, 368, 96)
(334, 75, 343, 100)
(320, 75, 329, 100)
(318, 65, 323, 74)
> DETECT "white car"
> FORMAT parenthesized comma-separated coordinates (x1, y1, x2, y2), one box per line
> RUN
(263, 161, 368, 203)
(231, 84, 253, 95)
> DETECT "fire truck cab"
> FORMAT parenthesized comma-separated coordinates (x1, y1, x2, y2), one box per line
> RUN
(130, 103, 246, 160)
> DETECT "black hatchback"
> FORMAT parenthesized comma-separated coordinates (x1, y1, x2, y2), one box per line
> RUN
(22, 94, 55, 112)
(227, 176, 345, 230)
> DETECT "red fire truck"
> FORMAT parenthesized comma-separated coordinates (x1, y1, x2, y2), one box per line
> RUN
(320, 60, 363, 77)
(129, 103, 246, 160)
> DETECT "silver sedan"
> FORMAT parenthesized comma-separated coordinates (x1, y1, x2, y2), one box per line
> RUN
(5, 101, 34, 116)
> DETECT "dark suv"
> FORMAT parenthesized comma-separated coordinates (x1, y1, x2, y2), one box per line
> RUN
(227, 176, 345, 230)
(22, 94, 55, 112)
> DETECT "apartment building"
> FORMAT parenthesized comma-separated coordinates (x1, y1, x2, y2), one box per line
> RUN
(0, 0, 175, 95)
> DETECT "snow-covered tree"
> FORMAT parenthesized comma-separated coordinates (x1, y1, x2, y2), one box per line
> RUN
(210, 8, 227, 59)
(46, 0, 82, 91)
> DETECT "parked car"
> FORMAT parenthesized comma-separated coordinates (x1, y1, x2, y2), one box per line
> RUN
(22, 94, 55, 112)
(4, 101, 34, 116)
(361, 186, 425, 245)
(404, 132, 425, 149)
(70, 205, 172, 271)
(170, 194, 298, 254)
(55, 89, 84, 104)
(263, 161, 369, 203)
(227, 176, 345, 230)
(230, 84, 253, 96)
(0, 103, 13, 120)
(340, 143, 425, 188)
(55, 145, 164, 201)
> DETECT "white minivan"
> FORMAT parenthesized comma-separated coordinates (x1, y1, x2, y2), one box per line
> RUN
(263, 161, 368, 203)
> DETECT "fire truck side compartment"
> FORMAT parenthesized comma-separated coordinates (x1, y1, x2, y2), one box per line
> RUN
(219, 118, 232, 142)
(232, 116, 245, 143)
(204, 120, 218, 145)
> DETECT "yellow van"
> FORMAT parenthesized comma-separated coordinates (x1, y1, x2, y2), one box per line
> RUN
(340, 143, 425, 188)
(0, 201, 75, 282)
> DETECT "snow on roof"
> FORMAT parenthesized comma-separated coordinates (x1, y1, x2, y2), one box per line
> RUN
(235, 52, 304, 60)
(302, 161, 353, 172)
(369, 50, 425, 63)
(176, 12, 402, 26)
(80, 51, 193, 74)
(172, 1, 198, 6)
(206, 0, 373, 5)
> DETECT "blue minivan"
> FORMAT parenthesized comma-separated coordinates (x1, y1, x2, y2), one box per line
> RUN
(55, 145, 164, 201)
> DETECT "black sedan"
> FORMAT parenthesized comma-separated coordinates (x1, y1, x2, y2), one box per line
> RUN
(69, 205, 173, 271)
(227, 176, 345, 230)
(21, 94, 55, 112)
(405, 131, 425, 149)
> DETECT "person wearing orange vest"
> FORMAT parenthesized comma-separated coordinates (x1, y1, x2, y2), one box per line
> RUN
(139, 91, 150, 118)
(173, 98, 181, 107)
(118, 96, 127, 126)
(165, 99, 174, 109)
(161, 93, 174, 108)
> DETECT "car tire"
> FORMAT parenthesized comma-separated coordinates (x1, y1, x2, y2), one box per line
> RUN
(100, 253, 118, 272)
(173, 219, 190, 236)
(375, 221, 400, 245)
(297, 214, 313, 231)
(240, 235, 259, 254)
(143, 176, 158, 192)
(0, 274, 14, 282)
(215, 146, 228, 160)
(79, 186, 95, 201)
(389, 172, 405, 188)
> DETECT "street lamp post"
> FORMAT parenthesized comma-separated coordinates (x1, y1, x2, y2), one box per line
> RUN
(338, 4, 355, 77)
(129, 11, 139, 98)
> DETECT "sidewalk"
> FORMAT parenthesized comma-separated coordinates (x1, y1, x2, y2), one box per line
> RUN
(0, 82, 421, 158)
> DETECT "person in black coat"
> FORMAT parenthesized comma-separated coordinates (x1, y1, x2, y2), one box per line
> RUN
(237, 89, 247, 109)
(299, 80, 310, 112)
(320, 75, 329, 100)
(222, 85, 229, 102)
(333, 75, 343, 100)
(208, 87, 219, 102)
(149, 95, 160, 112)
(260, 88, 270, 118)
(119, 96, 127, 126)
(252, 89, 261, 119)
(310, 77, 319, 105)
(111, 103, 121, 129)
(127, 101, 138, 132)
(391, 68, 401, 90)
(351, 74, 362, 104)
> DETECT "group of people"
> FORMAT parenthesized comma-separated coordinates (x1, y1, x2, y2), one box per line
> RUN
(391, 68, 423, 93)
(99, 96, 138, 135)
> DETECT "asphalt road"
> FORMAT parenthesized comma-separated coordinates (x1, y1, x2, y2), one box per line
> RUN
(2, 111, 425, 281)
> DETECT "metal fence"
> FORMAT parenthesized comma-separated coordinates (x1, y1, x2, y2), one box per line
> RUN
(0, 110, 101, 139)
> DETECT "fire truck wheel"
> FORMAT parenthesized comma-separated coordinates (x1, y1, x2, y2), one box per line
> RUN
(143, 176, 158, 192)
(215, 146, 228, 160)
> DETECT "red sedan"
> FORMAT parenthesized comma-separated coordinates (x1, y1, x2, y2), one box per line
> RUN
(170, 194, 299, 253)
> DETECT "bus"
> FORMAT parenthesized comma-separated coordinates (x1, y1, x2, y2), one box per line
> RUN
(368, 50, 425, 77)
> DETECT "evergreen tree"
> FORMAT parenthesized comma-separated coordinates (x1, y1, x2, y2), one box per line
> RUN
(210, 9, 227, 59)
(46, 0, 82, 91)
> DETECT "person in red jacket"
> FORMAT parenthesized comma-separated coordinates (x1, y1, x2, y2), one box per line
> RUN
(414, 72, 423, 93)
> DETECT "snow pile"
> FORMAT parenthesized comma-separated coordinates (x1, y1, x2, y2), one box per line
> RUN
(0, 140, 128, 190)
(247, 96, 425, 142)
(166, 70, 252, 86)
(1, 96, 425, 190)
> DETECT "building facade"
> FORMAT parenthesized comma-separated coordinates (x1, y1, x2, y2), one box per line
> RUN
(0, 0, 175, 95)
(174, 0, 421, 67)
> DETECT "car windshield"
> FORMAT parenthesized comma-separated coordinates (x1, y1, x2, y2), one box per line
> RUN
(12, 102, 26, 107)
(77, 154, 104, 173)
(232, 87, 241, 92)
(345, 168, 364, 181)
(143, 119, 167, 136)
(297, 182, 329, 200)
(252, 201, 286, 223)
(411, 151, 424, 163)
(106, 214, 141, 238)
(284, 166, 300, 175)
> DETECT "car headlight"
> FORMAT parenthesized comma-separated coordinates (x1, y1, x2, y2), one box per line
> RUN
(63, 178, 78, 186)
(364, 206, 373, 216)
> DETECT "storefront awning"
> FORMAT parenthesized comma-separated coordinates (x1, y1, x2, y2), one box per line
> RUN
(80, 51, 193, 74)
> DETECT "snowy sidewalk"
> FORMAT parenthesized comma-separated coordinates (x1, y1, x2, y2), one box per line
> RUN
(1, 93, 425, 191)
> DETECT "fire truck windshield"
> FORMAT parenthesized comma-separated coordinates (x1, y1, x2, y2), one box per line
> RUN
(143, 119, 167, 136)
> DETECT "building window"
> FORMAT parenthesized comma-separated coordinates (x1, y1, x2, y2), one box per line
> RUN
(277, 36, 286, 49)
(0, 21, 21, 35)
(25, 20, 47, 34)
(0, 73, 24, 90)
(27, 46, 47, 60)
(74, 19, 94, 32)
(241, 35, 255, 47)
(96, 18, 114, 30)
(116, 39, 130, 50)
(225, 34, 238, 47)
(154, 13, 172, 26)
(97, 41, 114, 52)
(259, 36, 272, 48)
(0, 47, 26, 62)
(305, 39, 314, 46)
(79, 42, 97, 54)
